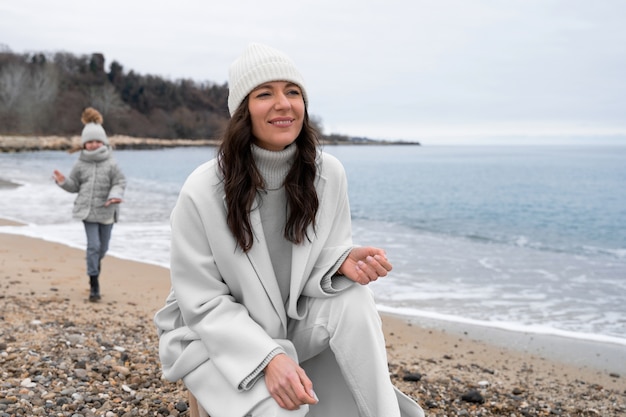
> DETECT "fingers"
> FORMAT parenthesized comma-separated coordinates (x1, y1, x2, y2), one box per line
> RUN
(355, 254, 393, 284)
(105, 198, 122, 207)
(341, 247, 393, 285)
(299, 371, 317, 405)
(373, 253, 393, 272)
(270, 378, 317, 410)
(265, 355, 317, 410)
(272, 385, 301, 410)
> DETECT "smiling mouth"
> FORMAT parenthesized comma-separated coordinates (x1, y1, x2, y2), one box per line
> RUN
(270, 119, 294, 126)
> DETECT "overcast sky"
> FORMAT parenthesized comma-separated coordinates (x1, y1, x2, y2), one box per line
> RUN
(2, 0, 625, 144)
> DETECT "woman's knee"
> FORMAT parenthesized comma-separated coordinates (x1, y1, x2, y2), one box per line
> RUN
(327, 285, 382, 331)
(334, 285, 377, 313)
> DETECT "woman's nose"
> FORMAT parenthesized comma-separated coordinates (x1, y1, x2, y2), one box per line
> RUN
(273, 92, 291, 109)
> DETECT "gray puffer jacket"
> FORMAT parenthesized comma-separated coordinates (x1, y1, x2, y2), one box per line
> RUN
(58, 146, 126, 223)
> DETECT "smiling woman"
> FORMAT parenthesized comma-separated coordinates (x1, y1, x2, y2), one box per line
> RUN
(153, 43, 425, 417)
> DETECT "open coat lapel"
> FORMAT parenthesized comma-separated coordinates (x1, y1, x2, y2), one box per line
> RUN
(290, 173, 326, 299)
(237, 198, 289, 332)
(239, 172, 328, 332)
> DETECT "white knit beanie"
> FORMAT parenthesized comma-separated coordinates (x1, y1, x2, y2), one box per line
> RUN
(80, 107, 109, 146)
(81, 123, 109, 146)
(227, 43, 307, 116)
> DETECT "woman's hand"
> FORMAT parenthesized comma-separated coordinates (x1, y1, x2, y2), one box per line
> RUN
(338, 246, 393, 285)
(264, 353, 318, 410)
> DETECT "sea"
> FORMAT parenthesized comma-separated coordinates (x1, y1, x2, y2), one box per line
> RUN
(1, 143, 625, 352)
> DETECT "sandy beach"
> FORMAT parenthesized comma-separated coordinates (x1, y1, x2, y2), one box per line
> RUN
(1, 217, 624, 416)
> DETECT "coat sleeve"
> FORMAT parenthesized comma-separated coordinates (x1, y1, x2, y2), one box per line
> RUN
(58, 163, 82, 193)
(301, 153, 356, 298)
(107, 162, 126, 200)
(154, 289, 212, 381)
(164, 175, 287, 391)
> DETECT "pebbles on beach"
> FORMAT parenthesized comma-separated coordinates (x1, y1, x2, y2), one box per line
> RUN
(0, 295, 186, 417)
(1, 293, 624, 417)
(388, 350, 625, 417)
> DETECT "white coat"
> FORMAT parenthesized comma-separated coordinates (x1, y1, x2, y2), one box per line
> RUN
(154, 151, 424, 417)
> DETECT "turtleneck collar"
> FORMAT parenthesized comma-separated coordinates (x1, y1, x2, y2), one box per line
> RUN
(251, 143, 296, 190)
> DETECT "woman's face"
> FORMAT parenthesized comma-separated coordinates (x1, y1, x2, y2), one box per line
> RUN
(84, 140, 104, 151)
(248, 81, 305, 151)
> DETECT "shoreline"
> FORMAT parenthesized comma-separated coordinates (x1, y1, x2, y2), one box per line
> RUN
(0, 135, 420, 153)
(1, 223, 624, 415)
(0, 134, 221, 153)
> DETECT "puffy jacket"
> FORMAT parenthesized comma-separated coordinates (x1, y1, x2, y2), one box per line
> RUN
(58, 146, 126, 223)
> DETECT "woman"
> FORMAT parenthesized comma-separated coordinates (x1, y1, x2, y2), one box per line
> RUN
(53, 107, 126, 302)
(154, 43, 424, 417)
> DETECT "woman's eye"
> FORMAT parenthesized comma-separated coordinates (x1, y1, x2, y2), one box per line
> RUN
(286, 89, 301, 96)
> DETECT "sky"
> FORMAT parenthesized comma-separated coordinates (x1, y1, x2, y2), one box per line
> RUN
(2, 0, 626, 145)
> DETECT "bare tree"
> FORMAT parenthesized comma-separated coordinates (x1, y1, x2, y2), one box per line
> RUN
(30, 63, 59, 104)
(25, 63, 60, 132)
(0, 63, 27, 110)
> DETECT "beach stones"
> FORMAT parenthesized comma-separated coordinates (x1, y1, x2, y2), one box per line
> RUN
(0, 295, 187, 416)
(1, 293, 625, 416)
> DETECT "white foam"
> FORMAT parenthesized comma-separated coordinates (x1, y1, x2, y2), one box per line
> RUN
(377, 304, 626, 347)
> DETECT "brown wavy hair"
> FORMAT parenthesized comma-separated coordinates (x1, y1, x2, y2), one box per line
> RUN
(218, 96, 320, 252)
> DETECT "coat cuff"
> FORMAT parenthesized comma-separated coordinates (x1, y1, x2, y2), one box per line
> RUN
(321, 275, 354, 293)
(321, 247, 354, 293)
(239, 347, 285, 391)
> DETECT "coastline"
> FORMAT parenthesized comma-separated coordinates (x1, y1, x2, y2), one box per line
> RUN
(0, 135, 420, 153)
(0, 135, 220, 152)
(1, 217, 624, 415)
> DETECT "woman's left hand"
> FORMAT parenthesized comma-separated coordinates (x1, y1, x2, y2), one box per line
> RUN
(338, 246, 392, 285)
(104, 198, 122, 207)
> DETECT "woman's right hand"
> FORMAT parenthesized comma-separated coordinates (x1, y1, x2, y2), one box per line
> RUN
(339, 246, 393, 285)
(264, 353, 318, 410)
(52, 170, 65, 184)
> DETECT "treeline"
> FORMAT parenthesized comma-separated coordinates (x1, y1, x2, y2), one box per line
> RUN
(0, 47, 230, 139)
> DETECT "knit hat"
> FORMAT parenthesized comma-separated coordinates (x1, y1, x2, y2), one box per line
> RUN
(227, 43, 307, 116)
(80, 107, 109, 146)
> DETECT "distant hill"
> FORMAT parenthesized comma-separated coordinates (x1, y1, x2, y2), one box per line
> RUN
(0, 49, 229, 140)
(0, 47, 418, 145)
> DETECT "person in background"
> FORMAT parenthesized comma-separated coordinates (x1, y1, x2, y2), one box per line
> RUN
(53, 107, 126, 302)
(154, 43, 424, 417)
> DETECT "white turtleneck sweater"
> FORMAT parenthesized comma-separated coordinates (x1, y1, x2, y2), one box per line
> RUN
(251, 143, 297, 305)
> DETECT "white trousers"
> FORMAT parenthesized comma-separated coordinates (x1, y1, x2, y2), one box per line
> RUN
(191, 285, 401, 417)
